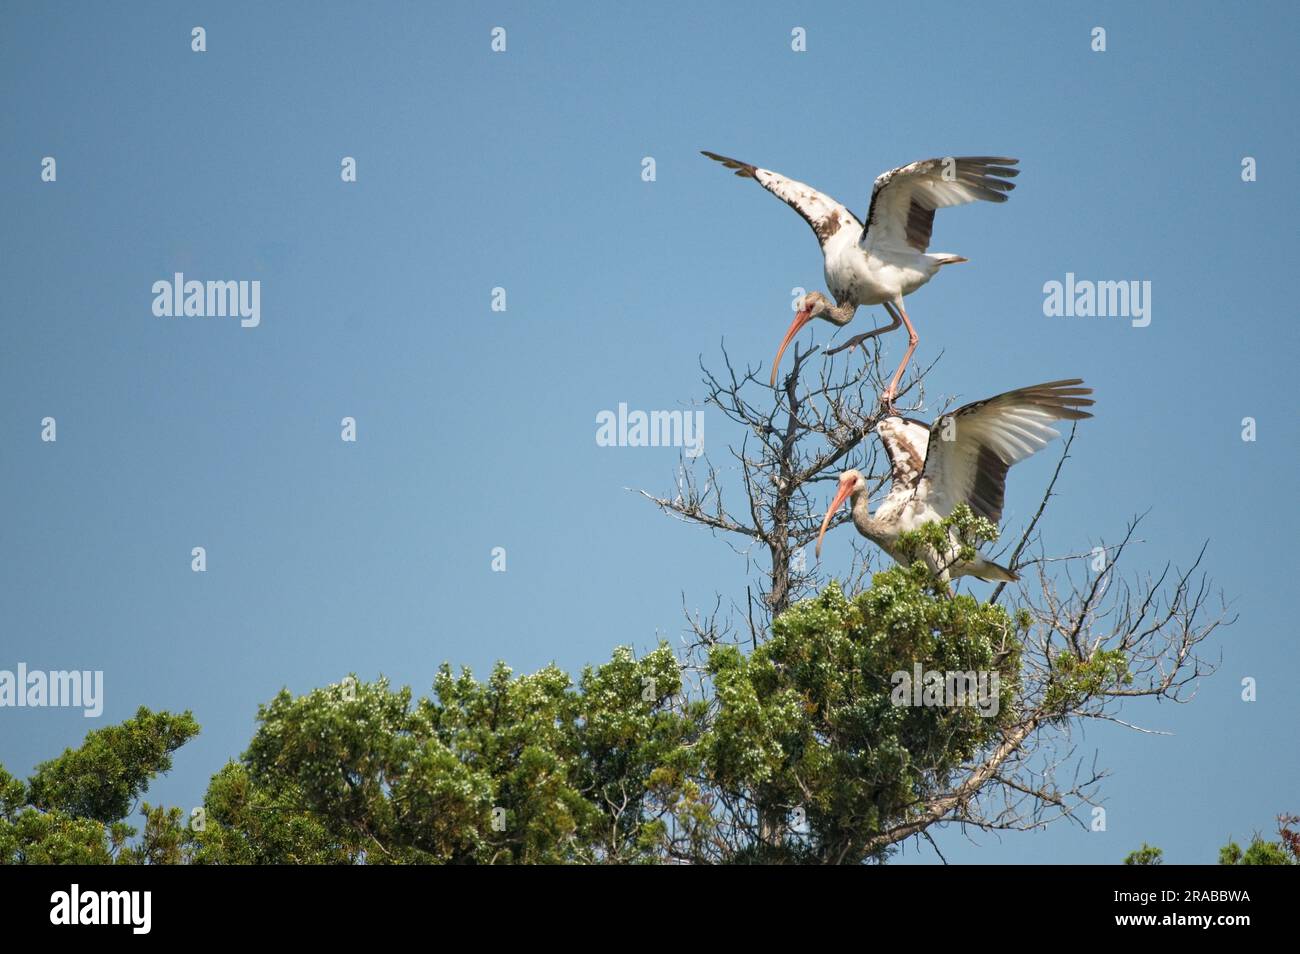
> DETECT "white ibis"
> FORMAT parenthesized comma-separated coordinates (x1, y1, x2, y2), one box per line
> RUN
(815, 379, 1093, 581)
(701, 151, 1019, 410)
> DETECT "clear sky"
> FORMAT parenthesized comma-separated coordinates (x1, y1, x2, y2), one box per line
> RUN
(2, 2, 1296, 864)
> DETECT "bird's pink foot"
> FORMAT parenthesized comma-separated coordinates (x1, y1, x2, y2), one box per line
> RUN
(826, 331, 879, 356)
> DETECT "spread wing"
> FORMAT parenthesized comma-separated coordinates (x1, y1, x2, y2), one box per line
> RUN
(875, 417, 930, 491)
(919, 379, 1093, 523)
(701, 150, 861, 250)
(860, 156, 1019, 256)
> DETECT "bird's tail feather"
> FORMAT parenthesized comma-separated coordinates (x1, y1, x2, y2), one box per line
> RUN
(976, 559, 1019, 583)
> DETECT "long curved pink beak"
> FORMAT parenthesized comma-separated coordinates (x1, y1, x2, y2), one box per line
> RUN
(815, 479, 855, 559)
(770, 308, 813, 388)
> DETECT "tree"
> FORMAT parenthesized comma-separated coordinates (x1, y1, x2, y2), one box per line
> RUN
(0, 707, 197, 864)
(702, 567, 1023, 863)
(1123, 843, 1163, 865)
(1123, 814, 1299, 865)
(1218, 814, 1300, 865)
(0, 346, 1231, 865)
(641, 341, 1229, 860)
(187, 648, 707, 864)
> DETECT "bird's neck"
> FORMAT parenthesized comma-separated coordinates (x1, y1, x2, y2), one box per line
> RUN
(851, 492, 887, 543)
(826, 300, 857, 326)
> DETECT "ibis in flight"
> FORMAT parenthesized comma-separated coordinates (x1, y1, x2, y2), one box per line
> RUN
(701, 151, 1019, 411)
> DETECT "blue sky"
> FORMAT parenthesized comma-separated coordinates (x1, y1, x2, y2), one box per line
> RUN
(1, 2, 1296, 863)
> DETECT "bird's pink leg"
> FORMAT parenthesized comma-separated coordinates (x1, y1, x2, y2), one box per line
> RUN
(879, 301, 918, 414)
(824, 308, 902, 356)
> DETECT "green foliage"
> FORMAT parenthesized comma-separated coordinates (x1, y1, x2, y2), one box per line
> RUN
(26, 707, 198, 823)
(0, 762, 116, 864)
(1219, 836, 1297, 865)
(708, 572, 1023, 863)
(1044, 648, 1132, 715)
(0, 708, 195, 864)
(893, 503, 1000, 573)
(119, 803, 186, 865)
(1126, 815, 1299, 865)
(0, 554, 1227, 865)
(0, 564, 1040, 864)
(1123, 843, 1163, 865)
(191, 646, 706, 864)
(187, 761, 353, 864)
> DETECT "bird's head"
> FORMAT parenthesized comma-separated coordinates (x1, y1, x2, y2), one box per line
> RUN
(770, 291, 833, 387)
(794, 290, 833, 319)
(816, 468, 867, 559)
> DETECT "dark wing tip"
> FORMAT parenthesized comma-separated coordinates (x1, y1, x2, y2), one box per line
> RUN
(1023, 377, 1088, 391)
(1022, 379, 1095, 420)
(701, 150, 757, 178)
(948, 157, 1021, 204)
(1051, 404, 1095, 421)
(963, 379, 1096, 422)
